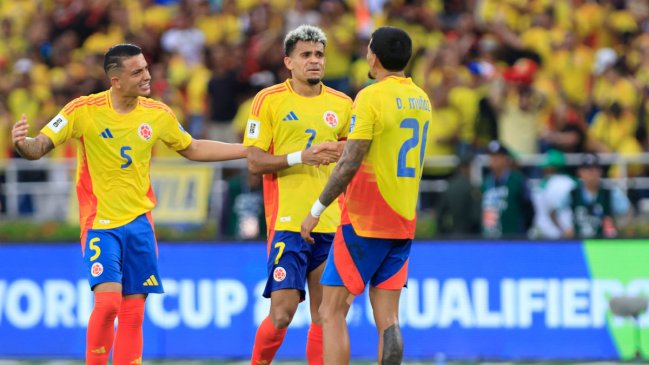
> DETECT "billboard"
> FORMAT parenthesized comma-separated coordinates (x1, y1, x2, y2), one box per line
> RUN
(0, 241, 647, 360)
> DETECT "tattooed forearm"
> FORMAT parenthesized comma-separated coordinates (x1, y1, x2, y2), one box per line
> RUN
(15, 135, 54, 160)
(319, 139, 370, 206)
(381, 324, 403, 365)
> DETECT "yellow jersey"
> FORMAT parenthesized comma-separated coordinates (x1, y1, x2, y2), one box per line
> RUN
(243, 80, 352, 233)
(41, 90, 193, 233)
(344, 76, 433, 239)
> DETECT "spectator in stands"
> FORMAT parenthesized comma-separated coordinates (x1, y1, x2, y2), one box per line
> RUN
(563, 153, 632, 238)
(481, 141, 534, 238)
(496, 59, 545, 156)
(204, 43, 245, 142)
(529, 150, 576, 239)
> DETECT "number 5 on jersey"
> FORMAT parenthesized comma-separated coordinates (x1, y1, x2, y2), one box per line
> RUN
(397, 118, 429, 178)
(121, 146, 132, 168)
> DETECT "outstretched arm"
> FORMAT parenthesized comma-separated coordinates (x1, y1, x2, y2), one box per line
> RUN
(247, 141, 342, 175)
(177, 139, 247, 162)
(301, 139, 371, 243)
(12, 114, 55, 160)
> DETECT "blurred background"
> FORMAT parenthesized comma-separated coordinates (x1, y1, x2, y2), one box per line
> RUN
(2, 0, 649, 363)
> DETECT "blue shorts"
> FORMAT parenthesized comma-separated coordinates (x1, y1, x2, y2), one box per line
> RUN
(83, 213, 163, 295)
(263, 230, 333, 300)
(321, 224, 411, 295)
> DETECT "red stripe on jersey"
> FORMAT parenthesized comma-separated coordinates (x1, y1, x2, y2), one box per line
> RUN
(344, 164, 416, 238)
(140, 100, 175, 117)
(78, 137, 98, 254)
(63, 99, 85, 115)
(64, 95, 106, 114)
(375, 258, 409, 290)
(251, 86, 286, 117)
(333, 226, 365, 295)
(325, 88, 352, 101)
(262, 144, 280, 239)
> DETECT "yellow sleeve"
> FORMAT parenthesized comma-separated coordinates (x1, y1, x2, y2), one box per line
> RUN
(338, 101, 353, 140)
(243, 91, 273, 151)
(158, 110, 193, 151)
(349, 89, 377, 140)
(40, 100, 79, 147)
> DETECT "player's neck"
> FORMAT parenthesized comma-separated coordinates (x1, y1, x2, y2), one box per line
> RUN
(374, 70, 405, 82)
(109, 89, 139, 114)
(290, 79, 321, 97)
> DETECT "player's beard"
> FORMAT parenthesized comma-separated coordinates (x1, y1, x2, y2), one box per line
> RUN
(307, 78, 320, 85)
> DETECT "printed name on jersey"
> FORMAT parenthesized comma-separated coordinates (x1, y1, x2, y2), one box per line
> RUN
(246, 119, 260, 139)
(138, 123, 153, 141)
(350, 115, 356, 132)
(273, 267, 287, 282)
(323, 111, 338, 128)
(47, 114, 68, 134)
(91, 262, 104, 277)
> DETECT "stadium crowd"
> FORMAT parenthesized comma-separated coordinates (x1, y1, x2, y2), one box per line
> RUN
(1, 0, 649, 239)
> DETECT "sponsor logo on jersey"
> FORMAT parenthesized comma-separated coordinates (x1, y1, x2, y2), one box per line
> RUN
(273, 267, 287, 282)
(47, 114, 68, 133)
(138, 123, 153, 141)
(91, 263, 103, 277)
(323, 111, 338, 127)
(282, 111, 299, 121)
(100, 128, 113, 138)
(350, 115, 356, 132)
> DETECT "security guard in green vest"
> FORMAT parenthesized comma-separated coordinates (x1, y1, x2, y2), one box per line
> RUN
(565, 153, 631, 238)
(481, 141, 534, 238)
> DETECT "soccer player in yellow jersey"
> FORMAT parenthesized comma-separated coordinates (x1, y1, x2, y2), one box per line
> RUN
(302, 27, 432, 364)
(11, 44, 247, 365)
(244, 25, 352, 365)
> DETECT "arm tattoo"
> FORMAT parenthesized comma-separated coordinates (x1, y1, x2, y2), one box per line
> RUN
(318, 139, 370, 206)
(16, 135, 54, 160)
(381, 324, 404, 365)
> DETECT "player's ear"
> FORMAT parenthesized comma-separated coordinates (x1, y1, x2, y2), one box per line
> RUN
(283, 56, 293, 71)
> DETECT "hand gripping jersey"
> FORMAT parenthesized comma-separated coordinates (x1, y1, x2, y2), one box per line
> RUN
(243, 80, 352, 233)
(343, 76, 433, 239)
(41, 90, 193, 243)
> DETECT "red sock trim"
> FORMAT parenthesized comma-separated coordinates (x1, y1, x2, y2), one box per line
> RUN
(251, 316, 288, 365)
(306, 322, 323, 365)
(86, 292, 121, 365)
(114, 298, 146, 365)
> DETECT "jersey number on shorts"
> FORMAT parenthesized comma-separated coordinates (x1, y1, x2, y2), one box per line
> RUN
(305, 129, 316, 149)
(120, 146, 133, 168)
(274, 241, 286, 265)
(397, 118, 429, 178)
(89, 237, 101, 261)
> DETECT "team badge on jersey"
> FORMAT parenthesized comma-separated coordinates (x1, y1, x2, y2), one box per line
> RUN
(91, 262, 104, 277)
(273, 267, 287, 282)
(323, 111, 338, 128)
(138, 123, 153, 141)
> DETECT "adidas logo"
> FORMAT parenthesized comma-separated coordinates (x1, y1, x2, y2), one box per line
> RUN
(100, 128, 114, 138)
(143, 275, 159, 286)
(91, 346, 106, 354)
(282, 111, 299, 121)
